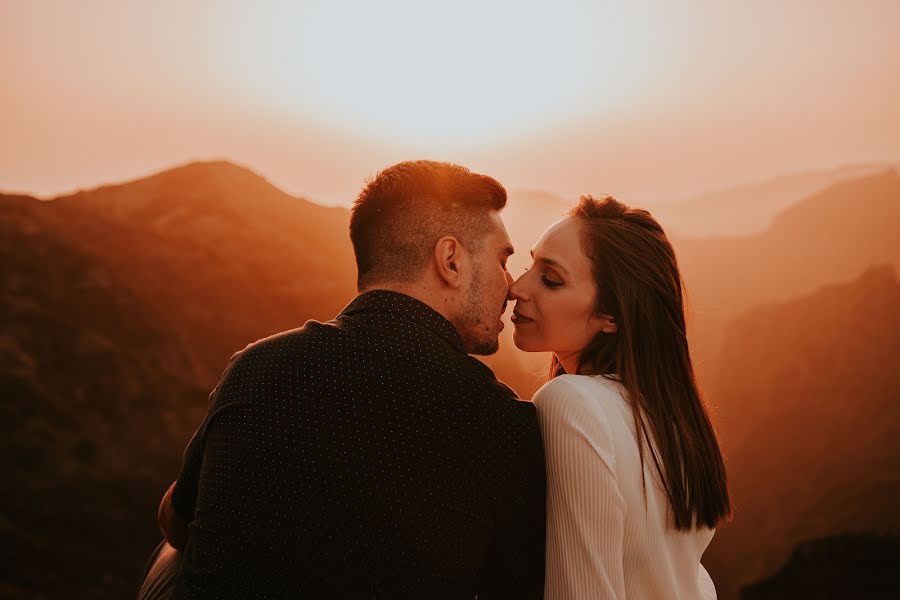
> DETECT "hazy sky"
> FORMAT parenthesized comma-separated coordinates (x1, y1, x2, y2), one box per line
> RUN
(3, 0, 899, 205)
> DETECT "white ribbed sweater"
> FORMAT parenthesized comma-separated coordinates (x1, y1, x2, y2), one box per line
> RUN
(532, 374, 717, 600)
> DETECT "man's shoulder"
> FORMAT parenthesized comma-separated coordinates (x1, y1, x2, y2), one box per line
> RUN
(459, 357, 539, 428)
(213, 319, 344, 382)
(234, 319, 340, 357)
(491, 378, 538, 419)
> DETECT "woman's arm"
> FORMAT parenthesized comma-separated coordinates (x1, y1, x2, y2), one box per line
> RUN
(157, 480, 189, 550)
(535, 377, 626, 599)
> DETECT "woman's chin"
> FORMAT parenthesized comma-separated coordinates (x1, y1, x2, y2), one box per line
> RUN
(512, 330, 543, 353)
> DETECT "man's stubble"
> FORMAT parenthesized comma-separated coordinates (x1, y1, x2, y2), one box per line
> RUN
(454, 260, 503, 356)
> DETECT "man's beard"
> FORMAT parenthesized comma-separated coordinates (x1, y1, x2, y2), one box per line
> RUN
(455, 265, 502, 356)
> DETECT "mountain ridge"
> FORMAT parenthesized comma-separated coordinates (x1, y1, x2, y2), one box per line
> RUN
(703, 265, 900, 600)
(653, 162, 897, 236)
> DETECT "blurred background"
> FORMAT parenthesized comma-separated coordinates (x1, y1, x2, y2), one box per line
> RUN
(2, 1, 899, 598)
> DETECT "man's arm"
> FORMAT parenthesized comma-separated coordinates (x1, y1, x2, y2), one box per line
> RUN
(479, 400, 547, 599)
(158, 480, 189, 550)
(156, 346, 252, 552)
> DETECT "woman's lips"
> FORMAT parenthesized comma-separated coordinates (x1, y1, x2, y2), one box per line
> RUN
(511, 312, 534, 325)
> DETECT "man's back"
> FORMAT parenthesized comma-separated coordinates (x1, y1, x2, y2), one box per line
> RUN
(170, 291, 546, 598)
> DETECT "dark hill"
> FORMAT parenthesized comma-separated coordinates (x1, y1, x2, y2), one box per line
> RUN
(1, 161, 358, 598)
(702, 266, 900, 599)
(740, 533, 900, 599)
(675, 169, 900, 386)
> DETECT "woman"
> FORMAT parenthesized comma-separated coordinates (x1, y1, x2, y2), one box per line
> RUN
(509, 195, 731, 599)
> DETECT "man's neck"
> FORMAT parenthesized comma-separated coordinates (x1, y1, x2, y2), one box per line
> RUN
(358, 282, 455, 326)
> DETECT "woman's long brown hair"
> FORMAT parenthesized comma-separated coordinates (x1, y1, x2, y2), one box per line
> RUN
(550, 195, 731, 530)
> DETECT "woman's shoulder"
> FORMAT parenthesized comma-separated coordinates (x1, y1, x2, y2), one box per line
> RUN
(532, 375, 629, 433)
(533, 374, 626, 410)
(532, 375, 627, 471)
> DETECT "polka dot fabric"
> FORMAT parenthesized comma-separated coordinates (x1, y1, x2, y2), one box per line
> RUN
(170, 290, 546, 599)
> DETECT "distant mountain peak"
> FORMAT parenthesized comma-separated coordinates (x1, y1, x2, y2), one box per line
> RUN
(39, 159, 348, 239)
(653, 162, 899, 237)
(149, 158, 264, 180)
(768, 168, 900, 234)
(856, 263, 898, 286)
(137, 158, 279, 194)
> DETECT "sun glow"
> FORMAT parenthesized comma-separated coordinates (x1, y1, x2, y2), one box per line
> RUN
(221, 0, 663, 145)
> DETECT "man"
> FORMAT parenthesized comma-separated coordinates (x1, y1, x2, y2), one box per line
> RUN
(140, 160, 546, 598)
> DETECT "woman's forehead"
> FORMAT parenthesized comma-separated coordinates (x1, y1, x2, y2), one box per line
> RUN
(534, 218, 585, 261)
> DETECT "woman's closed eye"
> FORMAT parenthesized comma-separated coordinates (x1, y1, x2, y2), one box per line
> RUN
(541, 275, 563, 288)
(523, 263, 563, 288)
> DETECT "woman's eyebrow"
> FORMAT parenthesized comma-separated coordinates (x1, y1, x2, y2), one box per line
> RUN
(529, 250, 570, 275)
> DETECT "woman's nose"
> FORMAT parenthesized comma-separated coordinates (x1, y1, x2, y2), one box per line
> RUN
(508, 274, 528, 301)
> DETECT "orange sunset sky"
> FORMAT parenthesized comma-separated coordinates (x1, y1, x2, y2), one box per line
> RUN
(2, 0, 899, 206)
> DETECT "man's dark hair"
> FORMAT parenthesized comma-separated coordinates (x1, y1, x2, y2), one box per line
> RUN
(349, 160, 507, 290)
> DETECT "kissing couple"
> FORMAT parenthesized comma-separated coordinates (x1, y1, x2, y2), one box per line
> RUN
(139, 160, 731, 599)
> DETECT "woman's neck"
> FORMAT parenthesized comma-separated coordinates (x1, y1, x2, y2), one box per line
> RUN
(557, 352, 580, 376)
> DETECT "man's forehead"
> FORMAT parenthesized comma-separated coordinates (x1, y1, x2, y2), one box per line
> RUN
(489, 211, 514, 251)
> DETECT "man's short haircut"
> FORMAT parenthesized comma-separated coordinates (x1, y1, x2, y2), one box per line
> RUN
(349, 160, 507, 290)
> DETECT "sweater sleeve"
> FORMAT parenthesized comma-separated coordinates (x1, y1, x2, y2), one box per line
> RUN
(533, 376, 626, 600)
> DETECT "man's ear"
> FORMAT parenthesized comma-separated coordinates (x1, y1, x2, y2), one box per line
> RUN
(434, 236, 465, 289)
